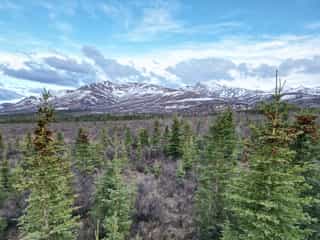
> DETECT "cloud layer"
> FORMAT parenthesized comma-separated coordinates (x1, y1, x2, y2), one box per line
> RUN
(0, 31, 320, 100)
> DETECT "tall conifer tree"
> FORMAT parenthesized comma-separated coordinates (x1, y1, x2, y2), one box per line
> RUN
(292, 112, 320, 240)
(195, 109, 236, 240)
(92, 144, 133, 240)
(18, 90, 78, 240)
(168, 116, 182, 158)
(74, 128, 96, 174)
(223, 74, 312, 240)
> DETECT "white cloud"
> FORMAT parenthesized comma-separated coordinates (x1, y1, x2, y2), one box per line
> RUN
(129, 34, 320, 67)
(125, 7, 183, 42)
(1, 33, 320, 93)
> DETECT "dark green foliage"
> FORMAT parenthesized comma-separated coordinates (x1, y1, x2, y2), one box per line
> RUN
(162, 125, 170, 156)
(138, 128, 149, 147)
(56, 132, 66, 157)
(97, 128, 111, 165)
(178, 121, 196, 178)
(124, 127, 132, 149)
(0, 112, 165, 124)
(19, 132, 34, 174)
(0, 151, 10, 208)
(17, 90, 78, 240)
(223, 80, 312, 240)
(0, 157, 10, 196)
(101, 128, 109, 146)
(168, 116, 182, 158)
(195, 109, 237, 240)
(74, 128, 97, 174)
(0, 150, 8, 236)
(151, 120, 161, 146)
(0, 217, 7, 239)
(56, 131, 65, 145)
(92, 150, 133, 240)
(292, 113, 320, 240)
(0, 131, 4, 149)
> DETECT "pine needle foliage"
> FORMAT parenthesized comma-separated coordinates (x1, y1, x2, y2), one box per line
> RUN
(223, 75, 312, 240)
(168, 116, 182, 158)
(292, 112, 320, 240)
(92, 146, 133, 240)
(18, 90, 78, 240)
(74, 128, 97, 174)
(195, 108, 237, 240)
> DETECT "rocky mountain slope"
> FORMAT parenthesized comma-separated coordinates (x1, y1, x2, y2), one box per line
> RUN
(0, 81, 319, 114)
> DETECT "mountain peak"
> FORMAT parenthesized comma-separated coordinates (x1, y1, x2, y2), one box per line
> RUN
(0, 80, 320, 115)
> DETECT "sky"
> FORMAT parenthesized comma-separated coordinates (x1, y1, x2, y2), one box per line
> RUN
(0, 0, 320, 100)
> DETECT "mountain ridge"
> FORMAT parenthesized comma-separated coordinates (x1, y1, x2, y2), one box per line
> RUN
(0, 80, 319, 115)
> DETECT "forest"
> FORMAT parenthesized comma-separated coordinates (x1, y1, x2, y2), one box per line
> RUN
(0, 80, 319, 240)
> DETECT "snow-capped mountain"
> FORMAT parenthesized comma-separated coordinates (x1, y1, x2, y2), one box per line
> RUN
(0, 81, 319, 114)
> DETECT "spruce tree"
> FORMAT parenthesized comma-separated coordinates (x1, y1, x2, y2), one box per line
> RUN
(138, 128, 149, 147)
(124, 127, 132, 149)
(162, 125, 170, 156)
(0, 147, 10, 207)
(178, 121, 196, 177)
(168, 116, 182, 158)
(181, 135, 196, 172)
(74, 128, 95, 174)
(0, 156, 10, 196)
(100, 128, 109, 148)
(292, 113, 320, 240)
(19, 132, 34, 176)
(223, 76, 312, 240)
(0, 131, 4, 161)
(18, 90, 78, 240)
(92, 146, 133, 240)
(195, 109, 237, 240)
(56, 132, 66, 158)
(151, 119, 161, 146)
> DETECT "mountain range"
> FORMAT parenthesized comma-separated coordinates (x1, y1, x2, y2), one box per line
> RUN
(0, 81, 319, 115)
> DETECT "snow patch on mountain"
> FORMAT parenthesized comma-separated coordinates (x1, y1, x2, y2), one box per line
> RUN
(0, 80, 319, 114)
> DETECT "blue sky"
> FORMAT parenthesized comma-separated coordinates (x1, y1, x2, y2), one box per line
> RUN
(0, 0, 320, 99)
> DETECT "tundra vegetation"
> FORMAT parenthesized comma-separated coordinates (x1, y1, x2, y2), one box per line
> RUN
(0, 79, 319, 240)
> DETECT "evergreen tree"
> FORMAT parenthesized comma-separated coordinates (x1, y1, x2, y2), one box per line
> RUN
(0, 147, 10, 206)
(292, 113, 320, 240)
(92, 148, 133, 240)
(168, 116, 182, 158)
(19, 132, 34, 174)
(195, 109, 237, 240)
(100, 128, 109, 148)
(182, 120, 193, 140)
(138, 128, 149, 147)
(178, 121, 196, 177)
(0, 155, 10, 196)
(181, 135, 196, 172)
(0, 131, 4, 162)
(176, 158, 186, 179)
(0, 131, 4, 151)
(96, 128, 111, 167)
(223, 76, 312, 240)
(124, 127, 132, 149)
(18, 91, 78, 240)
(56, 132, 66, 158)
(24, 132, 33, 150)
(162, 125, 170, 156)
(74, 128, 96, 174)
(151, 120, 161, 146)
